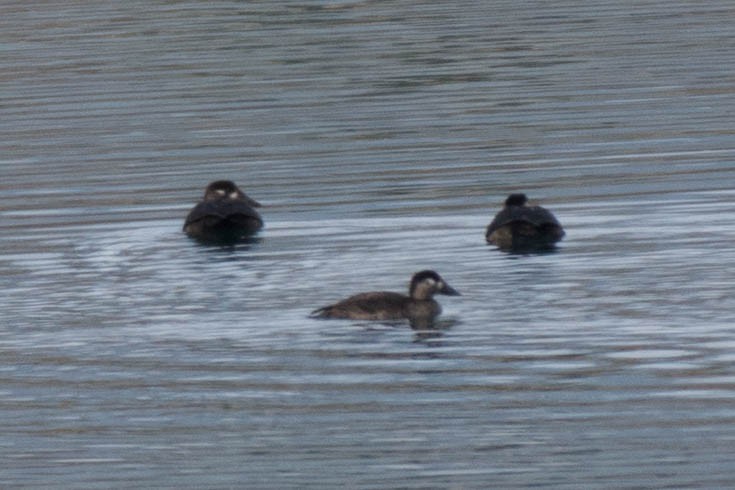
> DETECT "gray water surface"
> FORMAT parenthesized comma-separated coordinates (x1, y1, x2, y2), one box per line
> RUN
(2, 1, 735, 488)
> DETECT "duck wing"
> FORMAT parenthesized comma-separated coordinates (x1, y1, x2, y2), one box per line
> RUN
(310, 292, 408, 320)
(486, 205, 561, 235)
(184, 199, 263, 229)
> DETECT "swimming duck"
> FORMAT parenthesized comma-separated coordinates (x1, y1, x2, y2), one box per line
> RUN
(485, 193, 564, 251)
(310, 270, 460, 327)
(183, 180, 263, 244)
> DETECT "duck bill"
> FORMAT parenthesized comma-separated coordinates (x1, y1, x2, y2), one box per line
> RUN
(242, 194, 261, 208)
(440, 283, 460, 296)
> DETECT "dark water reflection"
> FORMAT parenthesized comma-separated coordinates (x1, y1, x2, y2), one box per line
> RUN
(2, 1, 735, 488)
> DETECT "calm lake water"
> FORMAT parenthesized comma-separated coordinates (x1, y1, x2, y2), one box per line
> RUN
(2, 1, 735, 488)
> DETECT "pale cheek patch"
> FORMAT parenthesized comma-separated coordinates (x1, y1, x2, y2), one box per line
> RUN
(229, 191, 240, 199)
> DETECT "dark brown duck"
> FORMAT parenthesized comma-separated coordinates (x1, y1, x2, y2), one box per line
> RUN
(310, 270, 460, 326)
(183, 180, 263, 244)
(485, 193, 564, 251)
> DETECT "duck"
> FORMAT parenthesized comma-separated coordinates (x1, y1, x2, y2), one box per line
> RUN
(183, 180, 263, 244)
(310, 270, 460, 327)
(485, 193, 564, 251)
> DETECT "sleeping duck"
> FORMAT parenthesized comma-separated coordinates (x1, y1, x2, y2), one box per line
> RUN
(485, 193, 564, 251)
(183, 180, 263, 244)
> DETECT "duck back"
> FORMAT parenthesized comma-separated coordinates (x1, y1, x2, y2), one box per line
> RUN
(311, 292, 411, 321)
(311, 292, 443, 322)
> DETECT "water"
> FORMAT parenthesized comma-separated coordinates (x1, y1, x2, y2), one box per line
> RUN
(2, 1, 735, 488)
